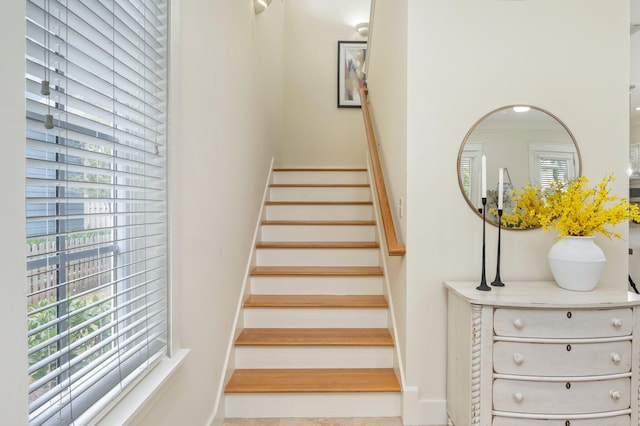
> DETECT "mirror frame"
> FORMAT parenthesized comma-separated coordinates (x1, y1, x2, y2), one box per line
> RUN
(457, 105, 582, 228)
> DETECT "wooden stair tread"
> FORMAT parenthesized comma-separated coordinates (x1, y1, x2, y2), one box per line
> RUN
(261, 220, 376, 226)
(270, 183, 369, 188)
(224, 368, 400, 393)
(243, 295, 388, 308)
(273, 168, 367, 172)
(256, 241, 379, 249)
(250, 266, 383, 276)
(235, 328, 393, 346)
(265, 201, 373, 205)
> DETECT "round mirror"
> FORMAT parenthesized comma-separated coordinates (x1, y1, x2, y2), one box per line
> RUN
(457, 105, 581, 228)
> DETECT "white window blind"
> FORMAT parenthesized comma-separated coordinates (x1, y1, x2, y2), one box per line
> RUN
(459, 143, 483, 207)
(459, 157, 472, 197)
(25, 0, 168, 424)
(529, 143, 578, 189)
(538, 157, 571, 188)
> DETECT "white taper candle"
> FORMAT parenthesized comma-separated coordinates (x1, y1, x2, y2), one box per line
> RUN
(498, 168, 504, 210)
(481, 155, 487, 199)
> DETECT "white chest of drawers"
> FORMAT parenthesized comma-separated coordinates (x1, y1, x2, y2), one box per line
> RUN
(444, 281, 640, 426)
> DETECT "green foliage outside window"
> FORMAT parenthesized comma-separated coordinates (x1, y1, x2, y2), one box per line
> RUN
(28, 295, 113, 381)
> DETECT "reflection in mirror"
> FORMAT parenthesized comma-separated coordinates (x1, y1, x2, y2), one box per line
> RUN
(458, 105, 581, 228)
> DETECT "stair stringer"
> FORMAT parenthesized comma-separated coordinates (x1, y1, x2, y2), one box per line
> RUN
(207, 158, 276, 426)
(365, 153, 408, 398)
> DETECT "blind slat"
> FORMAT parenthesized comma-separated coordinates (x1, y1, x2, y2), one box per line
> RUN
(26, 0, 168, 423)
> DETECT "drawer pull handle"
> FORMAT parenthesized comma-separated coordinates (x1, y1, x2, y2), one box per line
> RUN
(565, 421, 570, 426)
(566, 382, 571, 389)
(566, 311, 572, 319)
(513, 392, 524, 403)
(513, 353, 524, 365)
(610, 390, 621, 400)
(611, 318, 623, 328)
(513, 319, 524, 329)
(566, 344, 571, 352)
(611, 353, 622, 363)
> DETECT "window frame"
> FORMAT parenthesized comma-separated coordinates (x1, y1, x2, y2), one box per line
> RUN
(528, 142, 579, 188)
(459, 143, 484, 207)
(25, 0, 169, 423)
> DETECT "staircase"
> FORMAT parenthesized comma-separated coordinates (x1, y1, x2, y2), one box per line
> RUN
(224, 168, 401, 419)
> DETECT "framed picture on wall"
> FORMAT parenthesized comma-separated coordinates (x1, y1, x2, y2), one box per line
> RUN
(337, 41, 367, 108)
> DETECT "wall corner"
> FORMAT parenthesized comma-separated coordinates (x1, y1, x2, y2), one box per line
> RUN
(402, 386, 448, 426)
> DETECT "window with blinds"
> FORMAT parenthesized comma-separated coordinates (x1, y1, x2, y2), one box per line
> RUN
(529, 144, 578, 190)
(538, 157, 571, 188)
(25, 0, 168, 424)
(459, 157, 472, 197)
(459, 143, 483, 207)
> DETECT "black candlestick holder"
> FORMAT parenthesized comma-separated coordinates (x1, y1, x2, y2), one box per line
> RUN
(491, 208, 505, 287)
(476, 197, 490, 291)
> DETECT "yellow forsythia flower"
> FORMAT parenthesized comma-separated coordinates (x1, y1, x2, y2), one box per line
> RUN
(501, 175, 640, 238)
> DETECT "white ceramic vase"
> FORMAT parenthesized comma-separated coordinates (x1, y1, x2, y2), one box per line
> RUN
(547, 236, 606, 292)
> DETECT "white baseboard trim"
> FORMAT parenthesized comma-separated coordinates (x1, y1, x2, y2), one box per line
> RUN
(402, 386, 448, 426)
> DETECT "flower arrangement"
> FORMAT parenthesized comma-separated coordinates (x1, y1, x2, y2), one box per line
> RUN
(502, 175, 640, 238)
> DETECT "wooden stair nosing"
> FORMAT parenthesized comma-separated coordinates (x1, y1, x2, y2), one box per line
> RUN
(224, 368, 400, 393)
(261, 220, 376, 226)
(250, 266, 383, 277)
(243, 294, 388, 308)
(273, 168, 368, 172)
(235, 328, 393, 346)
(265, 201, 373, 206)
(270, 184, 369, 188)
(255, 241, 379, 249)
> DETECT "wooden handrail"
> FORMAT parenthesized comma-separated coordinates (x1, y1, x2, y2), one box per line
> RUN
(359, 88, 406, 256)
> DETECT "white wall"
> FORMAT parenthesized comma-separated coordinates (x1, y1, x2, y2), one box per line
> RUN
(281, 0, 370, 167)
(468, 127, 576, 190)
(632, 0, 640, 134)
(362, 0, 409, 385)
(0, 1, 28, 424)
(132, 0, 284, 424)
(402, 1, 629, 424)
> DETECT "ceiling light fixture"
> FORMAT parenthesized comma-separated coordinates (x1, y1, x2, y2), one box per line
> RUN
(355, 22, 369, 37)
(254, 0, 272, 15)
(513, 106, 530, 113)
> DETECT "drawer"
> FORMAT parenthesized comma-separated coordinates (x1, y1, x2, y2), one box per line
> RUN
(493, 415, 630, 426)
(493, 377, 630, 414)
(494, 308, 632, 338)
(494, 340, 631, 376)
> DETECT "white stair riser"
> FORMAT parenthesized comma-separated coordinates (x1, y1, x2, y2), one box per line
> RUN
(235, 346, 394, 369)
(269, 187, 371, 202)
(225, 393, 401, 418)
(272, 171, 368, 185)
(243, 308, 388, 328)
(255, 248, 379, 267)
(250, 276, 384, 295)
(261, 225, 376, 242)
(265, 204, 374, 221)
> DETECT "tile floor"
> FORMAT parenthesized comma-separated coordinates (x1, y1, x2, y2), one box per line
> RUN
(223, 418, 403, 426)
